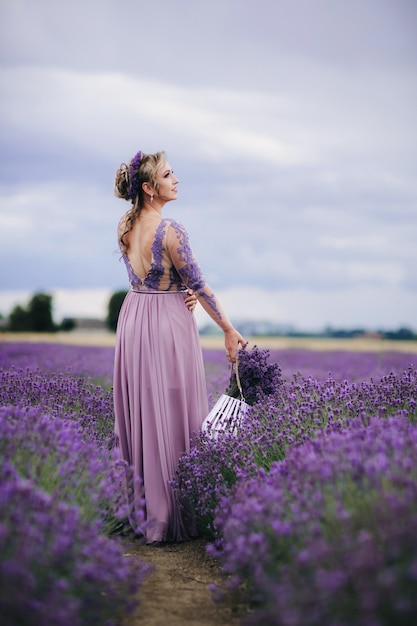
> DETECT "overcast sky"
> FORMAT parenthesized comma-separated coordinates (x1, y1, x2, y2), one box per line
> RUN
(1, 0, 416, 331)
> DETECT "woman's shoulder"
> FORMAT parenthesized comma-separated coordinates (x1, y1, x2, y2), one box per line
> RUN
(162, 217, 189, 238)
(162, 216, 187, 231)
(163, 218, 191, 253)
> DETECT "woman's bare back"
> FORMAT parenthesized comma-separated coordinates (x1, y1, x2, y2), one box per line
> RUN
(119, 213, 162, 281)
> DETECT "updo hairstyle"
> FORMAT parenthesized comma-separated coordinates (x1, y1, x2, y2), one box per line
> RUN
(114, 150, 166, 252)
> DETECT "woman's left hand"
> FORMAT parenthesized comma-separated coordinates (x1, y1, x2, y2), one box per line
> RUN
(184, 289, 198, 313)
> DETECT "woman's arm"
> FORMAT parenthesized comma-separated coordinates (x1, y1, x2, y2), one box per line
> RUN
(166, 220, 246, 360)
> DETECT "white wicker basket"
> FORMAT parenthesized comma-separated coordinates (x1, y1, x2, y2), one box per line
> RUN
(202, 394, 249, 436)
(202, 355, 249, 436)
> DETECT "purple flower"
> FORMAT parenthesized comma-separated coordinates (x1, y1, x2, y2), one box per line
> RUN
(0, 462, 151, 626)
(226, 346, 282, 405)
(0, 343, 151, 624)
(128, 150, 144, 200)
(212, 417, 417, 625)
(2, 341, 417, 624)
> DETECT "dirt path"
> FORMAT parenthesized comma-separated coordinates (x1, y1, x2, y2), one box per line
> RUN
(122, 537, 250, 626)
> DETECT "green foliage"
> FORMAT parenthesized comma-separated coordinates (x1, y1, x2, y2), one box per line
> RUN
(106, 290, 128, 331)
(8, 305, 30, 331)
(60, 317, 76, 331)
(8, 293, 56, 332)
(28, 293, 56, 331)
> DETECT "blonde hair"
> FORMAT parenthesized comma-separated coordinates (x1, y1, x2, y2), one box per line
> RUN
(114, 150, 166, 252)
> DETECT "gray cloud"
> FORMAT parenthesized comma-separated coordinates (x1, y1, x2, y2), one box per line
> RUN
(0, 0, 416, 330)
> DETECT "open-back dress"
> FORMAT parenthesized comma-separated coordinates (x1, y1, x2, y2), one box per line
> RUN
(113, 217, 214, 543)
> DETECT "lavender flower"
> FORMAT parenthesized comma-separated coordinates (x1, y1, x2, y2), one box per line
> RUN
(0, 343, 150, 624)
(0, 404, 145, 535)
(0, 365, 116, 449)
(211, 417, 417, 625)
(176, 364, 417, 540)
(0, 461, 151, 626)
(0, 341, 115, 385)
(2, 341, 417, 624)
(173, 427, 259, 538)
(226, 346, 282, 405)
(128, 150, 144, 201)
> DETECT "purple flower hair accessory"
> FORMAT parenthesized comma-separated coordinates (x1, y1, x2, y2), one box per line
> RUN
(128, 150, 144, 200)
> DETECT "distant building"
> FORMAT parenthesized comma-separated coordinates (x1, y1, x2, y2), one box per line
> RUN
(359, 332, 384, 340)
(64, 317, 107, 331)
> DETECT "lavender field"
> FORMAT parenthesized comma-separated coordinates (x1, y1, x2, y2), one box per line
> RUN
(1, 341, 417, 625)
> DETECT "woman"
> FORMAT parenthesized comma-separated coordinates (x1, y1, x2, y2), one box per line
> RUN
(113, 150, 246, 545)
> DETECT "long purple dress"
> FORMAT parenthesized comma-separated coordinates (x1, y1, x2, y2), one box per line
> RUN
(113, 218, 211, 543)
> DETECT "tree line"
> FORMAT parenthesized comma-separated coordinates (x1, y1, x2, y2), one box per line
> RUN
(1, 291, 415, 340)
(2, 291, 128, 333)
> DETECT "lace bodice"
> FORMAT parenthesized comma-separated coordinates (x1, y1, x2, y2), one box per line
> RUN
(121, 218, 223, 322)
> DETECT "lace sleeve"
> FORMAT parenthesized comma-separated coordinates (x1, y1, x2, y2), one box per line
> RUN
(166, 220, 230, 326)
(166, 220, 206, 293)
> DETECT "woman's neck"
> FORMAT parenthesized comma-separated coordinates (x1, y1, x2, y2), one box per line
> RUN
(140, 202, 163, 218)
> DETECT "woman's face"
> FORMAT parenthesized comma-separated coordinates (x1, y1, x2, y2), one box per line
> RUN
(155, 160, 179, 202)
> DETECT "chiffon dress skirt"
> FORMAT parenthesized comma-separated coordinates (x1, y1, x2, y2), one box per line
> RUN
(113, 289, 208, 543)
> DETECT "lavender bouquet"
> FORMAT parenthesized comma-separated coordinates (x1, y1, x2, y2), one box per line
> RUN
(226, 346, 282, 406)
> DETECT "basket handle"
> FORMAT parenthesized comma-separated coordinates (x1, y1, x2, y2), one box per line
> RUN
(230, 350, 245, 402)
